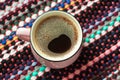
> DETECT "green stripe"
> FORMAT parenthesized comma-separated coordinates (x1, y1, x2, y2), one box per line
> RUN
(84, 15, 120, 43)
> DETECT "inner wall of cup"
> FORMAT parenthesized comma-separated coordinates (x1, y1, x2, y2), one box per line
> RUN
(35, 16, 77, 58)
(31, 11, 82, 61)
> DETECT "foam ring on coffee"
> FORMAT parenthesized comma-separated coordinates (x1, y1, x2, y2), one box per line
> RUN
(31, 11, 82, 61)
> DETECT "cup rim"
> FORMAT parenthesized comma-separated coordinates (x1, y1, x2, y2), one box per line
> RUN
(30, 11, 83, 62)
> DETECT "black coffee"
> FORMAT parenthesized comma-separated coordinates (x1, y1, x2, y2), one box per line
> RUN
(48, 34, 71, 53)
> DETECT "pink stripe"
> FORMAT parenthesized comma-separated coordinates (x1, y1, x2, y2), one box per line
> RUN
(65, 41, 120, 79)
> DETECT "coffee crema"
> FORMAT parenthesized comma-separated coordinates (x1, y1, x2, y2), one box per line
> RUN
(35, 16, 78, 56)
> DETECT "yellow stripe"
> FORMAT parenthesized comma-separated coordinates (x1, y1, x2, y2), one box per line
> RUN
(0, 36, 18, 49)
(0, 45, 4, 49)
(13, 36, 18, 40)
(60, 1, 76, 10)
(6, 40, 11, 45)
(70, 1, 75, 5)
(59, 8, 63, 10)
(65, 4, 69, 8)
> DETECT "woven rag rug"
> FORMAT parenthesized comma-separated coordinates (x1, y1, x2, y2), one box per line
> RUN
(0, 0, 120, 80)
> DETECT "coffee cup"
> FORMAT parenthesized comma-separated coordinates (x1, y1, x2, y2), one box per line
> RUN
(16, 11, 83, 69)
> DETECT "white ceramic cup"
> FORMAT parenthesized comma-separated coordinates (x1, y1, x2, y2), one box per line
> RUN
(16, 11, 83, 69)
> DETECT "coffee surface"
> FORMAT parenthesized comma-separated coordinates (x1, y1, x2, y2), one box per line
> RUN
(35, 16, 77, 57)
(48, 34, 71, 53)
